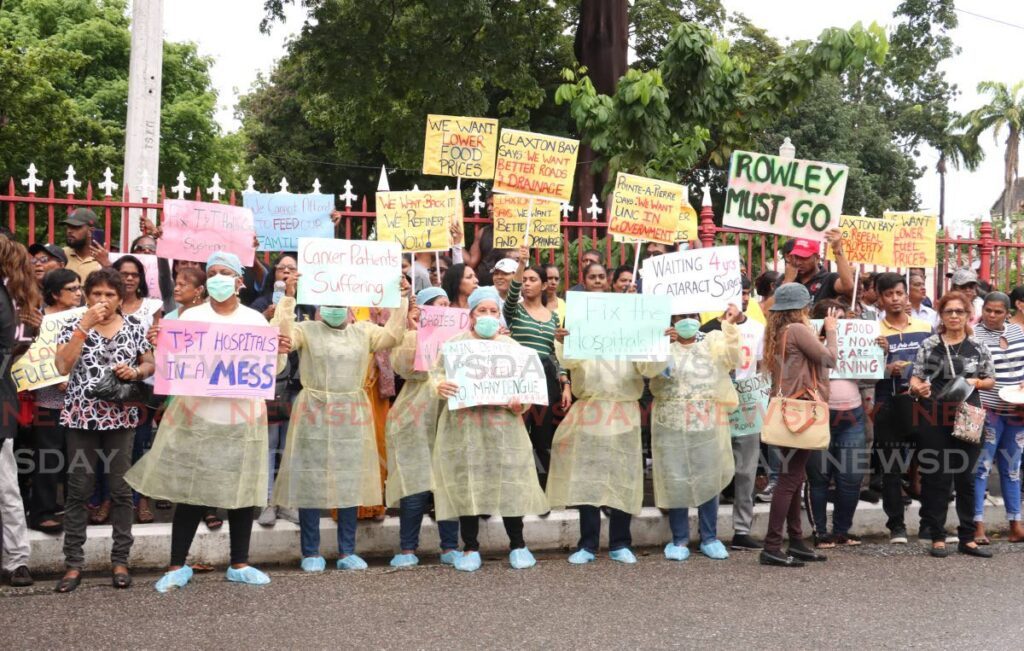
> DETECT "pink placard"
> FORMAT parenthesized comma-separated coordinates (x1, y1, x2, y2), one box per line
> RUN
(156, 199, 256, 266)
(414, 305, 470, 371)
(154, 321, 279, 399)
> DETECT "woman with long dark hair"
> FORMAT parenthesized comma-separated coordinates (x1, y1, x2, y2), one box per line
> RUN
(441, 263, 479, 309)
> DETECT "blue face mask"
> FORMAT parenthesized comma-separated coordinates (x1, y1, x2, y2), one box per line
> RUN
(474, 316, 500, 339)
(206, 274, 237, 302)
(675, 318, 701, 340)
(320, 306, 348, 327)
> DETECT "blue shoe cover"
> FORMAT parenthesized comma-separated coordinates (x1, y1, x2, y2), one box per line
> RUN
(568, 549, 596, 565)
(225, 565, 271, 585)
(301, 556, 326, 573)
(336, 554, 368, 570)
(700, 540, 729, 560)
(509, 547, 536, 569)
(609, 548, 638, 564)
(155, 566, 193, 593)
(439, 550, 462, 566)
(454, 551, 482, 572)
(390, 553, 419, 568)
(664, 543, 690, 561)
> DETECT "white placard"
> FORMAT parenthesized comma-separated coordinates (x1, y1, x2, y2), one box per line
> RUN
(442, 339, 548, 410)
(641, 246, 742, 314)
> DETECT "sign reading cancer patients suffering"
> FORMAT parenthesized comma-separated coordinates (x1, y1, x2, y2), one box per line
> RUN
(157, 199, 255, 266)
(154, 321, 280, 399)
(442, 339, 548, 410)
(493, 128, 579, 202)
(723, 150, 848, 239)
(376, 190, 457, 252)
(296, 237, 403, 308)
(10, 307, 86, 392)
(729, 373, 771, 438)
(826, 215, 896, 266)
(423, 115, 499, 179)
(414, 305, 471, 372)
(563, 292, 671, 360)
(243, 192, 335, 251)
(811, 319, 884, 380)
(492, 195, 562, 249)
(675, 203, 699, 242)
(608, 173, 684, 244)
(641, 246, 742, 314)
(886, 211, 938, 268)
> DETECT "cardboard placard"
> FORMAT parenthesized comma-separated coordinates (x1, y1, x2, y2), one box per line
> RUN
(641, 246, 743, 314)
(423, 114, 499, 179)
(414, 305, 471, 372)
(723, 150, 848, 240)
(729, 373, 771, 438)
(493, 128, 579, 202)
(10, 307, 87, 392)
(441, 339, 548, 410)
(156, 199, 255, 266)
(244, 192, 335, 252)
(675, 203, 699, 243)
(296, 237, 403, 307)
(491, 195, 562, 249)
(811, 319, 885, 379)
(376, 190, 457, 252)
(563, 291, 671, 360)
(887, 211, 938, 268)
(827, 214, 896, 266)
(608, 173, 684, 244)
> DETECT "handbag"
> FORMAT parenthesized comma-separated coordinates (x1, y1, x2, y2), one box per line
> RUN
(762, 326, 831, 450)
(86, 367, 152, 405)
(939, 340, 984, 445)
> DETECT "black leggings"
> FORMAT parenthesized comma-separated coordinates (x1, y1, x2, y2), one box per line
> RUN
(459, 515, 525, 551)
(170, 504, 253, 567)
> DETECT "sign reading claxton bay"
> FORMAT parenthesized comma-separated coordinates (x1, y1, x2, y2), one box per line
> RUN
(723, 151, 848, 239)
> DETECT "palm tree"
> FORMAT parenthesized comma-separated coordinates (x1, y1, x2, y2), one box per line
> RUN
(959, 81, 1024, 221)
(935, 128, 982, 229)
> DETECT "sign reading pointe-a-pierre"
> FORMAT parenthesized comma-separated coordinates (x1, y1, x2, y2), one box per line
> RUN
(723, 151, 848, 240)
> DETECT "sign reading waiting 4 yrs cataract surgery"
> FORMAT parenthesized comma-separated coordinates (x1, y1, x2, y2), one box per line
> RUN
(723, 150, 848, 240)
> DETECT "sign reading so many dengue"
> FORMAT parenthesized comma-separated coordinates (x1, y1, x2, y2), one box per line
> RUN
(296, 237, 403, 308)
(154, 322, 280, 399)
(243, 192, 335, 252)
(442, 339, 548, 410)
(156, 199, 256, 266)
(641, 246, 743, 314)
(422, 114, 499, 179)
(493, 129, 579, 202)
(723, 151, 848, 239)
(376, 190, 457, 252)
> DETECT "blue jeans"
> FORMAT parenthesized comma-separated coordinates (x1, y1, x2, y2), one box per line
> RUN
(975, 411, 1024, 521)
(807, 407, 867, 536)
(399, 491, 459, 551)
(668, 496, 719, 545)
(578, 505, 632, 553)
(299, 507, 357, 556)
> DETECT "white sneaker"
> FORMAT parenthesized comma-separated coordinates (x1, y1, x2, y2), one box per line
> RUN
(277, 507, 300, 524)
(257, 506, 277, 527)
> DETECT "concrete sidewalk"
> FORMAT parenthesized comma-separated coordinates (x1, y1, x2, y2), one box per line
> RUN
(25, 498, 1013, 573)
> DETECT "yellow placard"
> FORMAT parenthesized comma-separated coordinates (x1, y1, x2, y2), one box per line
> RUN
(675, 203, 698, 242)
(422, 114, 499, 180)
(886, 211, 937, 268)
(10, 307, 86, 392)
(492, 195, 561, 249)
(827, 214, 896, 266)
(376, 190, 457, 252)
(493, 128, 579, 202)
(608, 173, 684, 245)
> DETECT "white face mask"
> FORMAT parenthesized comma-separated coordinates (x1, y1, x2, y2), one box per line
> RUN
(206, 274, 236, 302)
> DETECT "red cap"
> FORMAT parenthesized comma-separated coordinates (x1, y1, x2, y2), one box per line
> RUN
(789, 239, 820, 258)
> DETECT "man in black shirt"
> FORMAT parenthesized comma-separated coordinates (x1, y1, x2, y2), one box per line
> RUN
(765, 228, 854, 307)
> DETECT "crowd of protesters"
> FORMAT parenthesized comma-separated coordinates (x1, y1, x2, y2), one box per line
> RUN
(1, 201, 1022, 592)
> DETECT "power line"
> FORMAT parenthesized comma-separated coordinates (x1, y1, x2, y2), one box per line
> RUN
(954, 7, 1024, 32)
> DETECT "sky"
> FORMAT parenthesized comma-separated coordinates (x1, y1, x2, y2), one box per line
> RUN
(163, 0, 1024, 234)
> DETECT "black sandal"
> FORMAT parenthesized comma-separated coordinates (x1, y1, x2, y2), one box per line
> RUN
(55, 572, 82, 593)
(112, 569, 132, 589)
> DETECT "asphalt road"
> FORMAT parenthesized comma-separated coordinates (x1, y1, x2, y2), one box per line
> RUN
(4, 541, 1024, 650)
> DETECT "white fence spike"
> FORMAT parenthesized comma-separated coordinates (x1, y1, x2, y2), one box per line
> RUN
(468, 184, 486, 214)
(338, 180, 358, 208)
(59, 165, 82, 195)
(277, 177, 289, 194)
(312, 177, 322, 193)
(244, 175, 257, 193)
(560, 200, 574, 219)
(171, 171, 190, 200)
(586, 194, 602, 220)
(206, 173, 225, 201)
(21, 163, 42, 194)
(98, 166, 119, 197)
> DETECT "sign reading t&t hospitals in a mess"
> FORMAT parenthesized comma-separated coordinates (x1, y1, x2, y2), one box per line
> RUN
(493, 129, 578, 203)
(423, 115, 499, 179)
(608, 173, 684, 245)
(157, 199, 256, 266)
(244, 192, 336, 252)
(723, 151, 848, 240)
(886, 211, 938, 268)
(376, 190, 457, 252)
(641, 246, 743, 314)
(492, 195, 562, 249)
(296, 237, 403, 308)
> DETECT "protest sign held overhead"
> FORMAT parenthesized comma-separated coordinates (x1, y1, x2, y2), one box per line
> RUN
(414, 305, 471, 372)
(157, 199, 256, 265)
(423, 114, 499, 179)
(297, 237, 403, 308)
(826, 214, 896, 266)
(563, 292, 671, 360)
(493, 128, 579, 202)
(641, 246, 742, 314)
(376, 189, 457, 252)
(608, 173, 685, 245)
(723, 150, 848, 240)
(244, 192, 335, 251)
(441, 339, 548, 410)
(154, 322, 280, 399)
(10, 307, 86, 392)
(887, 211, 938, 267)
(811, 319, 884, 379)
(492, 195, 561, 249)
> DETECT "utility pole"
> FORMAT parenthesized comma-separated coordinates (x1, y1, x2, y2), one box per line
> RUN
(121, 0, 164, 251)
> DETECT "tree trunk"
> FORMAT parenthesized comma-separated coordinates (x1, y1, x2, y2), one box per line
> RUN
(574, 0, 628, 204)
(937, 153, 946, 230)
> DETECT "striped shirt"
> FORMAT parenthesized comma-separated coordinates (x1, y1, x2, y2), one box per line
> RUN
(973, 322, 1024, 412)
(503, 280, 558, 357)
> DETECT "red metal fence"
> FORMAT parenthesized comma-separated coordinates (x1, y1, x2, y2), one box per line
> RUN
(3, 173, 1022, 296)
